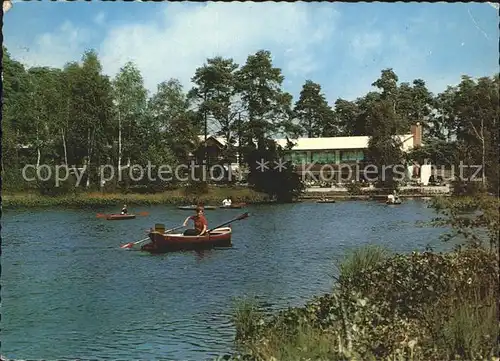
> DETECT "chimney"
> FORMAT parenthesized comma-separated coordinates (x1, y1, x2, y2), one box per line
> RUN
(411, 122, 422, 147)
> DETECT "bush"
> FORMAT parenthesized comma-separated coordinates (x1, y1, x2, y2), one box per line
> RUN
(345, 181, 363, 195)
(451, 180, 487, 196)
(183, 180, 209, 196)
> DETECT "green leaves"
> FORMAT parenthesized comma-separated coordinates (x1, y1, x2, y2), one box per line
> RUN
(293, 80, 337, 137)
(2, 45, 498, 197)
(149, 79, 200, 164)
(235, 50, 291, 144)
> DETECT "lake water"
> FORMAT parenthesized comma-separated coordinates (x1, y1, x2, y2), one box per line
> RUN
(1, 200, 448, 360)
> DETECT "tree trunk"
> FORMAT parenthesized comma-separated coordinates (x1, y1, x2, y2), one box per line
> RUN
(86, 128, 91, 188)
(481, 118, 486, 187)
(36, 125, 41, 168)
(118, 108, 122, 184)
(61, 130, 68, 165)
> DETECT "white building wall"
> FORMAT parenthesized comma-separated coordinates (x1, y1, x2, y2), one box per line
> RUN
(420, 164, 432, 185)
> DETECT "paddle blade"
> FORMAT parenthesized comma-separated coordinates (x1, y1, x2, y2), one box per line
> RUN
(120, 242, 134, 249)
(139, 211, 149, 216)
(96, 213, 107, 218)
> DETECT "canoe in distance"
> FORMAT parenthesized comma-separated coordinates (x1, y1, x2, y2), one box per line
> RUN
(141, 227, 232, 253)
(106, 214, 136, 220)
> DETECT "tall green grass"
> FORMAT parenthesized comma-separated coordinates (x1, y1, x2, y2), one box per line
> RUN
(336, 244, 391, 285)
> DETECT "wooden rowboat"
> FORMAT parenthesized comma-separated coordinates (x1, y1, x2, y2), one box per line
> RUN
(177, 205, 217, 210)
(106, 214, 136, 220)
(141, 227, 232, 253)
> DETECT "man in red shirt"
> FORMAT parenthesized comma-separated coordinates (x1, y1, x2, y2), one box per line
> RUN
(183, 206, 208, 236)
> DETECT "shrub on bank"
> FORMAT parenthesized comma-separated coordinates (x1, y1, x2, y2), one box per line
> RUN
(344, 181, 363, 195)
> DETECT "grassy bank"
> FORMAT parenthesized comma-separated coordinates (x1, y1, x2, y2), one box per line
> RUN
(1, 187, 270, 209)
(221, 245, 499, 361)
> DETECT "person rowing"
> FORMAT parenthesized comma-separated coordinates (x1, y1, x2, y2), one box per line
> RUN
(121, 204, 128, 215)
(183, 206, 208, 236)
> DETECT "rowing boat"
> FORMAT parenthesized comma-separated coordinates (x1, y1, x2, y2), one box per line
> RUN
(106, 214, 136, 220)
(316, 199, 336, 203)
(141, 227, 232, 253)
(177, 205, 217, 210)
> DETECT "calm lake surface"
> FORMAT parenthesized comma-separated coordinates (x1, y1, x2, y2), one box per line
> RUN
(1, 200, 448, 360)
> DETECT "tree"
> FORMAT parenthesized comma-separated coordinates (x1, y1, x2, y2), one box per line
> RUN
(67, 50, 114, 187)
(235, 50, 293, 149)
(365, 99, 404, 190)
(149, 79, 201, 164)
(356, 91, 381, 136)
(112, 62, 148, 174)
(244, 139, 305, 202)
(293, 80, 336, 137)
(190, 56, 242, 163)
(396, 79, 434, 134)
(1, 47, 32, 170)
(451, 76, 499, 190)
(333, 99, 362, 136)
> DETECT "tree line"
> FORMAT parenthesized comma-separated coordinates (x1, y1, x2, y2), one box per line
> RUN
(1, 46, 498, 196)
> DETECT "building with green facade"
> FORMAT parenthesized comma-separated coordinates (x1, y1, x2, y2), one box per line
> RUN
(275, 133, 417, 166)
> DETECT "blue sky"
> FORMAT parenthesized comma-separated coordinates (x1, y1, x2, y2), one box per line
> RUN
(3, 1, 499, 103)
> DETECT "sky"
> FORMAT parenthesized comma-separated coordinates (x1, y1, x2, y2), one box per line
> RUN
(3, 1, 499, 103)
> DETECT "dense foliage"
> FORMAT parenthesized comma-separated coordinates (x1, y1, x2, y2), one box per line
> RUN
(2, 46, 498, 197)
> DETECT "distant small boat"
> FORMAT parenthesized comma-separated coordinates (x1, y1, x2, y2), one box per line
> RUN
(106, 214, 136, 220)
(177, 205, 216, 210)
(316, 199, 336, 203)
(386, 199, 402, 205)
(220, 203, 246, 209)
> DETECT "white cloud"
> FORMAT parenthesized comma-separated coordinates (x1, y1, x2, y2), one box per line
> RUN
(97, 2, 340, 93)
(9, 21, 91, 68)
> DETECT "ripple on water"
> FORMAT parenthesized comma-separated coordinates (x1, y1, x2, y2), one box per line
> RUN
(1, 201, 448, 359)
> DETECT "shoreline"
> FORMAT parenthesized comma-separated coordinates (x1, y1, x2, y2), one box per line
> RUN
(1, 188, 271, 209)
(1, 190, 450, 209)
(299, 194, 449, 201)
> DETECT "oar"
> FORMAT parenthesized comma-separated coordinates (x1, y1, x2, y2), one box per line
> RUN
(207, 212, 249, 233)
(120, 225, 184, 249)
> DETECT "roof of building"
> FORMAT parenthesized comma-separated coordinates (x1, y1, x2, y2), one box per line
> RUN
(198, 134, 416, 152)
(198, 135, 228, 146)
